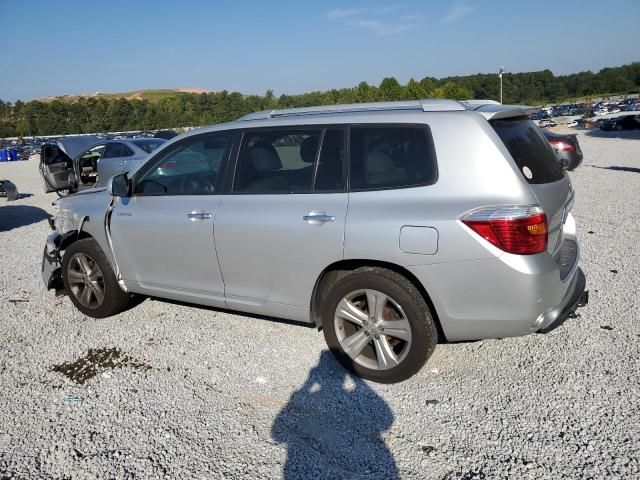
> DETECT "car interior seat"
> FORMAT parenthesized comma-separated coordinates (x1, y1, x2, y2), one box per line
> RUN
(364, 150, 406, 186)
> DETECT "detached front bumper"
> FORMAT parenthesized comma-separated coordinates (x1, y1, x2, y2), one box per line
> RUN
(41, 232, 64, 292)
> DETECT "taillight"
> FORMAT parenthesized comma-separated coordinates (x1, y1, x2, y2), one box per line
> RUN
(549, 140, 576, 152)
(461, 206, 548, 255)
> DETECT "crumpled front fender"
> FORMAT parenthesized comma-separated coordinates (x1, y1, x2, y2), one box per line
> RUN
(42, 232, 64, 292)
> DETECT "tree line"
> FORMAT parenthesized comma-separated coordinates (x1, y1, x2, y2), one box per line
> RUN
(1, 62, 638, 138)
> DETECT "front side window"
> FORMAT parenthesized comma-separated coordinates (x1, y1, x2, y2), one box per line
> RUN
(349, 126, 437, 190)
(78, 144, 105, 164)
(234, 130, 321, 193)
(103, 143, 134, 159)
(135, 132, 232, 195)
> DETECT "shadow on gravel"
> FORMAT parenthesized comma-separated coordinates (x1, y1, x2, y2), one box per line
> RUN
(271, 351, 399, 479)
(0, 205, 50, 232)
(591, 165, 640, 174)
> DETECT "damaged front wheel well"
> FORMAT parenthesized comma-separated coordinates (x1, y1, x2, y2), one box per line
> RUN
(58, 230, 94, 252)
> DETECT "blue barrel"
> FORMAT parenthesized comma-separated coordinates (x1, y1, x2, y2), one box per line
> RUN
(8, 148, 18, 161)
(0, 150, 8, 162)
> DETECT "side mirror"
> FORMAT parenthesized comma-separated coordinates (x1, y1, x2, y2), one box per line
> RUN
(108, 173, 130, 197)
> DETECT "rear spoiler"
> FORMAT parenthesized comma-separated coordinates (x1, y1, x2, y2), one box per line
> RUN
(460, 100, 538, 120)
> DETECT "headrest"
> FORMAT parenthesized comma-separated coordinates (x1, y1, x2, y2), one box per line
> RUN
(300, 136, 319, 163)
(250, 147, 282, 172)
(365, 150, 395, 175)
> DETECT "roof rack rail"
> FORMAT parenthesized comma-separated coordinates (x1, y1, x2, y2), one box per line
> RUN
(237, 99, 466, 121)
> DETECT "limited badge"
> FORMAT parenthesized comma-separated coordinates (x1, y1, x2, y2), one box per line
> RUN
(522, 166, 533, 179)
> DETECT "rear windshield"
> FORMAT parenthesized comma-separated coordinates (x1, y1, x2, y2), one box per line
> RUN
(132, 139, 165, 154)
(491, 117, 565, 184)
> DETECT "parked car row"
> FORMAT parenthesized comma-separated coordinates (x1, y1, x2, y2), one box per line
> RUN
(529, 97, 639, 122)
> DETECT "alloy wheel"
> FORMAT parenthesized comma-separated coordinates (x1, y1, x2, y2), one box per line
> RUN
(66, 253, 105, 309)
(334, 289, 412, 371)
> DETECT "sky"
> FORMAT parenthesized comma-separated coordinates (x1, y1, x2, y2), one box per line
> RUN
(1, 0, 639, 102)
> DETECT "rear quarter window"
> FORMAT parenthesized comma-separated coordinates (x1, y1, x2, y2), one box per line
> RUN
(491, 117, 565, 184)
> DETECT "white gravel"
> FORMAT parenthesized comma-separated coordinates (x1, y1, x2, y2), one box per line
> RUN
(1, 129, 639, 479)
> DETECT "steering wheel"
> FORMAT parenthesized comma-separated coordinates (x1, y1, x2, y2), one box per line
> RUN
(179, 174, 215, 194)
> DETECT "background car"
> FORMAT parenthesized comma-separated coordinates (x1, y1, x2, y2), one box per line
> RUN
(539, 119, 557, 128)
(39, 137, 166, 195)
(543, 130, 583, 170)
(600, 114, 640, 131)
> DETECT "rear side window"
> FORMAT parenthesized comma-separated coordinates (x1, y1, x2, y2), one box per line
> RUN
(132, 139, 165, 154)
(349, 126, 437, 190)
(491, 117, 565, 184)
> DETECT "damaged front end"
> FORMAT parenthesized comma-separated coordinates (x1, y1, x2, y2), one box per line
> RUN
(0, 179, 18, 201)
(42, 229, 65, 294)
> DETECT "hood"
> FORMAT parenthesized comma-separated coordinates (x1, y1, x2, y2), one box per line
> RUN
(56, 136, 102, 159)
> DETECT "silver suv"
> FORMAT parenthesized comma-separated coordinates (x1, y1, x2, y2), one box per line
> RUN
(41, 99, 588, 383)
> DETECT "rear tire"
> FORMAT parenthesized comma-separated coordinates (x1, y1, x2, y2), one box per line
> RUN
(322, 267, 437, 383)
(62, 238, 134, 318)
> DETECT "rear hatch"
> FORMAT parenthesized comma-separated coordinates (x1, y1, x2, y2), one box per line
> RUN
(490, 116, 573, 256)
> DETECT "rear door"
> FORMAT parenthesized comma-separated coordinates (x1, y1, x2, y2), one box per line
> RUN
(98, 142, 135, 183)
(40, 144, 73, 192)
(490, 117, 571, 255)
(214, 127, 348, 321)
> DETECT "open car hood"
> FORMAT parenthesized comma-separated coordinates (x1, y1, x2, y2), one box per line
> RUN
(55, 136, 101, 159)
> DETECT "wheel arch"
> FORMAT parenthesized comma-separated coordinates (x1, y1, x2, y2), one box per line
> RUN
(58, 229, 94, 251)
(310, 259, 446, 341)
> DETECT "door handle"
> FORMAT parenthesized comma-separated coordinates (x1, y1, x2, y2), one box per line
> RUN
(187, 211, 212, 221)
(303, 211, 335, 224)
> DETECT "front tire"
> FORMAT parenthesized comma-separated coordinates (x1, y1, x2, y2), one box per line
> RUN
(322, 267, 437, 383)
(62, 238, 133, 318)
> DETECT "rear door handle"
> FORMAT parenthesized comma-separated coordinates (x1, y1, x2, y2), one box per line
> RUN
(303, 211, 335, 224)
(187, 211, 212, 221)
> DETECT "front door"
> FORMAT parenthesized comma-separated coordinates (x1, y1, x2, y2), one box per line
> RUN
(215, 127, 348, 321)
(109, 131, 234, 306)
(40, 144, 73, 193)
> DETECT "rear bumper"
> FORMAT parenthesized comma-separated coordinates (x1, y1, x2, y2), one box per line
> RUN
(557, 150, 583, 170)
(408, 233, 586, 342)
(537, 268, 588, 333)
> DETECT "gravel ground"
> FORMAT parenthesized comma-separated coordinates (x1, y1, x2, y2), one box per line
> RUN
(0, 130, 639, 479)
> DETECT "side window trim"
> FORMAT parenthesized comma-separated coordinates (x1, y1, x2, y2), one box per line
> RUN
(131, 130, 236, 196)
(309, 129, 326, 191)
(346, 123, 438, 192)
